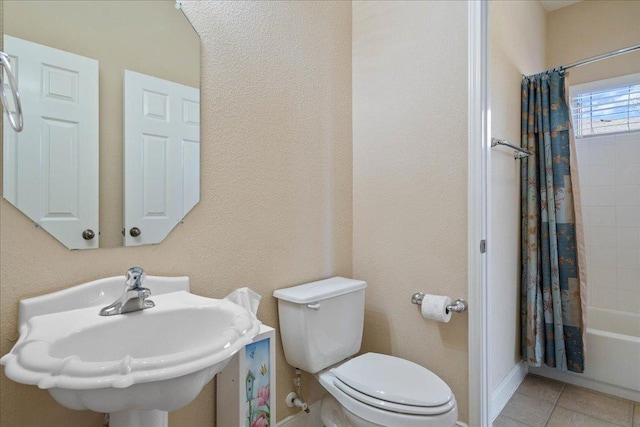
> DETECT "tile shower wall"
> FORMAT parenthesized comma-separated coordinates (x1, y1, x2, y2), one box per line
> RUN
(576, 131, 640, 313)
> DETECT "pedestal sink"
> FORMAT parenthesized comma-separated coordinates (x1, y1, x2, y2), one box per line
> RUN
(0, 275, 261, 427)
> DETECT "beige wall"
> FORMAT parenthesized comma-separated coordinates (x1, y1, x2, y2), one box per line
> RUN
(352, 0, 469, 421)
(547, 0, 640, 85)
(5, 0, 200, 248)
(0, 1, 352, 425)
(488, 0, 546, 393)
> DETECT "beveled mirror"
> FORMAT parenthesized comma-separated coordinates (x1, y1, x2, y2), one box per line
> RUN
(2, 0, 200, 249)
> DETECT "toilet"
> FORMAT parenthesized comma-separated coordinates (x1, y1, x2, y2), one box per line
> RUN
(274, 277, 458, 427)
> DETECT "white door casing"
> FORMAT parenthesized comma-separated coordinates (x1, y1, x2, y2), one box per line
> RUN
(2, 36, 99, 249)
(469, 1, 491, 426)
(123, 70, 200, 246)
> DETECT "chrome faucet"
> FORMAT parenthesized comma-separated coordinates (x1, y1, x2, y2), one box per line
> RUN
(99, 267, 155, 316)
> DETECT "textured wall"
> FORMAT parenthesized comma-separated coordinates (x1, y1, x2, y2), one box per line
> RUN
(0, 1, 352, 425)
(352, 1, 469, 421)
(546, 0, 640, 85)
(488, 0, 546, 393)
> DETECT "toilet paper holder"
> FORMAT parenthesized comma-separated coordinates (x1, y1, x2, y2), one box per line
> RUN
(411, 292, 468, 314)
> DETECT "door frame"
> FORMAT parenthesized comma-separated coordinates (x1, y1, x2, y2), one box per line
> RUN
(468, 1, 491, 426)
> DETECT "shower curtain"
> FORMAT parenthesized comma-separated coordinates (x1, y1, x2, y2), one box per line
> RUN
(520, 70, 587, 373)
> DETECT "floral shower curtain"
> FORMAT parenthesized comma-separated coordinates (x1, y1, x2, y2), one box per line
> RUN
(521, 70, 587, 373)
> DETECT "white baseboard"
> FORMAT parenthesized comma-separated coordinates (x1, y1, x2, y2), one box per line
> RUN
(490, 361, 528, 422)
(277, 401, 322, 427)
(529, 366, 640, 403)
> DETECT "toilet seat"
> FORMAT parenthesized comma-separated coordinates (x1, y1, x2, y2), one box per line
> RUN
(328, 353, 455, 416)
(333, 376, 454, 416)
(317, 363, 458, 427)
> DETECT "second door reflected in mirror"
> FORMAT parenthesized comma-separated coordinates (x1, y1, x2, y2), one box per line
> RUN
(2, 0, 200, 249)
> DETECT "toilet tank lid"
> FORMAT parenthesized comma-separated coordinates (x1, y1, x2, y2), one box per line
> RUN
(273, 277, 366, 304)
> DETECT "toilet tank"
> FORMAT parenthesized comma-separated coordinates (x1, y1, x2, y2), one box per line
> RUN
(273, 277, 366, 373)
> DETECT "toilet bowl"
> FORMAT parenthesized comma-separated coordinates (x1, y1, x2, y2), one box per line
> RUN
(322, 393, 456, 427)
(274, 277, 459, 427)
(320, 393, 350, 427)
(317, 353, 458, 427)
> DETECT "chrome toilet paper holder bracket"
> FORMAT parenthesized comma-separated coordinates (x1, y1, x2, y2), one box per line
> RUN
(410, 292, 468, 314)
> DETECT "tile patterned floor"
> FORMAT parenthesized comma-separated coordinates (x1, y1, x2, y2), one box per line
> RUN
(494, 374, 640, 427)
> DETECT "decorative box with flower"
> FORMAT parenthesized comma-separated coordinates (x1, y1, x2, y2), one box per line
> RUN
(218, 325, 276, 427)
(245, 338, 271, 427)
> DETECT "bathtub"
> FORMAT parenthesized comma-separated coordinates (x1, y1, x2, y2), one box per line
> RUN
(530, 306, 640, 402)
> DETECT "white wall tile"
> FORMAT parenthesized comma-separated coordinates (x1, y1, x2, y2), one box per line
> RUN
(615, 164, 640, 186)
(580, 186, 591, 207)
(577, 134, 639, 314)
(616, 207, 640, 227)
(575, 143, 592, 167)
(582, 208, 591, 226)
(589, 286, 618, 310)
(581, 167, 593, 187)
(616, 227, 640, 249)
(583, 225, 591, 245)
(589, 266, 616, 289)
(591, 244, 617, 267)
(617, 290, 640, 313)
(590, 226, 616, 247)
(591, 206, 616, 226)
(614, 131, 640, 145)
(615, 186, 640, 206)
(617, 247, 639, 269)
(591, 186, 617, 206)
(589, 165, 616, 186)
(617, 268, 640, 291)
(615, 141, 640, 165)
(591, 143, 617, 166)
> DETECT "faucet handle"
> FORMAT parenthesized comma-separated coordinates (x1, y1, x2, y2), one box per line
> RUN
(125, 267, 146, 290)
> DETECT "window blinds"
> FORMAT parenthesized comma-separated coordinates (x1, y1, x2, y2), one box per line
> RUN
(571, 83, 640, 138)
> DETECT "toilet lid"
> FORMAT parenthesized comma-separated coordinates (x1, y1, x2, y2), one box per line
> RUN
(332, 376, 455, 416)
(331, 353, 453, 407)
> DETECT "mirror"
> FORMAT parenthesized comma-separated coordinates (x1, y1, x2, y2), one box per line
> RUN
(2, 0, 200, 249)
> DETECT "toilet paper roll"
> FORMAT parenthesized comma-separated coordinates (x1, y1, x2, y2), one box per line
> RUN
(421, 294, 452, 323)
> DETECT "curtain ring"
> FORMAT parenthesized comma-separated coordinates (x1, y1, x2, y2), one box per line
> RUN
(0, 52, 24, 132)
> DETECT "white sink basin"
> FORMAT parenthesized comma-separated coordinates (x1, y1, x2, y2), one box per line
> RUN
(0, 275, 261, 427)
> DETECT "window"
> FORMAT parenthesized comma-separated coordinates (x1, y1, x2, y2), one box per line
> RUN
(570, 74, 640, 138)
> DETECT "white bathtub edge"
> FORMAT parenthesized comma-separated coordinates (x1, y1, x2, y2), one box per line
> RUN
(491, 360, 528, 422)
(530, 365, 640, 402)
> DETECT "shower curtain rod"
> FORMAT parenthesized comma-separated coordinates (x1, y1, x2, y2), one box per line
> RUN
(526, 43, 640, 77)
(563, 43, 640, 70)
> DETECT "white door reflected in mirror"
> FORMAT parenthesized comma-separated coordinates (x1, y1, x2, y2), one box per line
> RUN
(124, 70, 200, 246)
(3, 36, 99, 250)
(3, 0, 200, 250)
